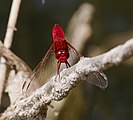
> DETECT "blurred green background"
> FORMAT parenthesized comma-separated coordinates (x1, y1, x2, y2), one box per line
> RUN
(0, 0, 133, 120)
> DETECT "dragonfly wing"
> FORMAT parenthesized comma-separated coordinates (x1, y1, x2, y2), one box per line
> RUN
(87, 71, 108, 90)
(67, 48, 80, 67)
(22, 43, 57, 95)
(66, 40, 80, 57)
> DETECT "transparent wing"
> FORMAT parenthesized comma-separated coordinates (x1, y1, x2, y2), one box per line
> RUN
(22, 44, 57, 95)
(22, 42, 80, 96)
(67, 49, 80, 66)
(67, 41, 80, 66)
(87, 71, 108, 90)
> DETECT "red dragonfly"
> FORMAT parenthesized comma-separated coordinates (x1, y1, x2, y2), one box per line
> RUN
(22, 24, 108, 94)
(51, 24, 80, 75)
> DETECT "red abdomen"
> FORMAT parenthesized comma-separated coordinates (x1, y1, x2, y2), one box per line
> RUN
(52, 24, 65, 41)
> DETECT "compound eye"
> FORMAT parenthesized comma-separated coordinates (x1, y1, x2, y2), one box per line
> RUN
(57, 51, 61, 55)
(62, 51, 65, 54)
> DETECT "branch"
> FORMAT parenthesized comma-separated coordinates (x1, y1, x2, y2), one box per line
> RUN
(66, 3, 94, 52)
(0, 41, 31, 72)
(0, 0, 22, 104)
(4, 0, 21, 48)
(0, 41, 31, 104)
(1, 38, 133, 120)
(47, 3, 95, 120)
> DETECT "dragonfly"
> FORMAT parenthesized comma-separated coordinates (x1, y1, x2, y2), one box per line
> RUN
(22, 24, 108, 94)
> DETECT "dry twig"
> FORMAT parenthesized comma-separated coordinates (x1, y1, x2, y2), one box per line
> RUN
(47, 3, 95, 120)
(66, 3, 94, 52)
(0, 38, 133, 120)
(0, 0, 22, 103)
(0, 41, 30, 72)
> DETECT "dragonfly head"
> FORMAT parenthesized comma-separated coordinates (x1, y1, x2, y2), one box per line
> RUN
(55, 50, 69, 63)
(52, 24, 65, 41)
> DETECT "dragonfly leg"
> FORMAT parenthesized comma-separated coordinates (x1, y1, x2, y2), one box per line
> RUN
(65, 61, 71, 68)
(22, 78, 32, 92)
